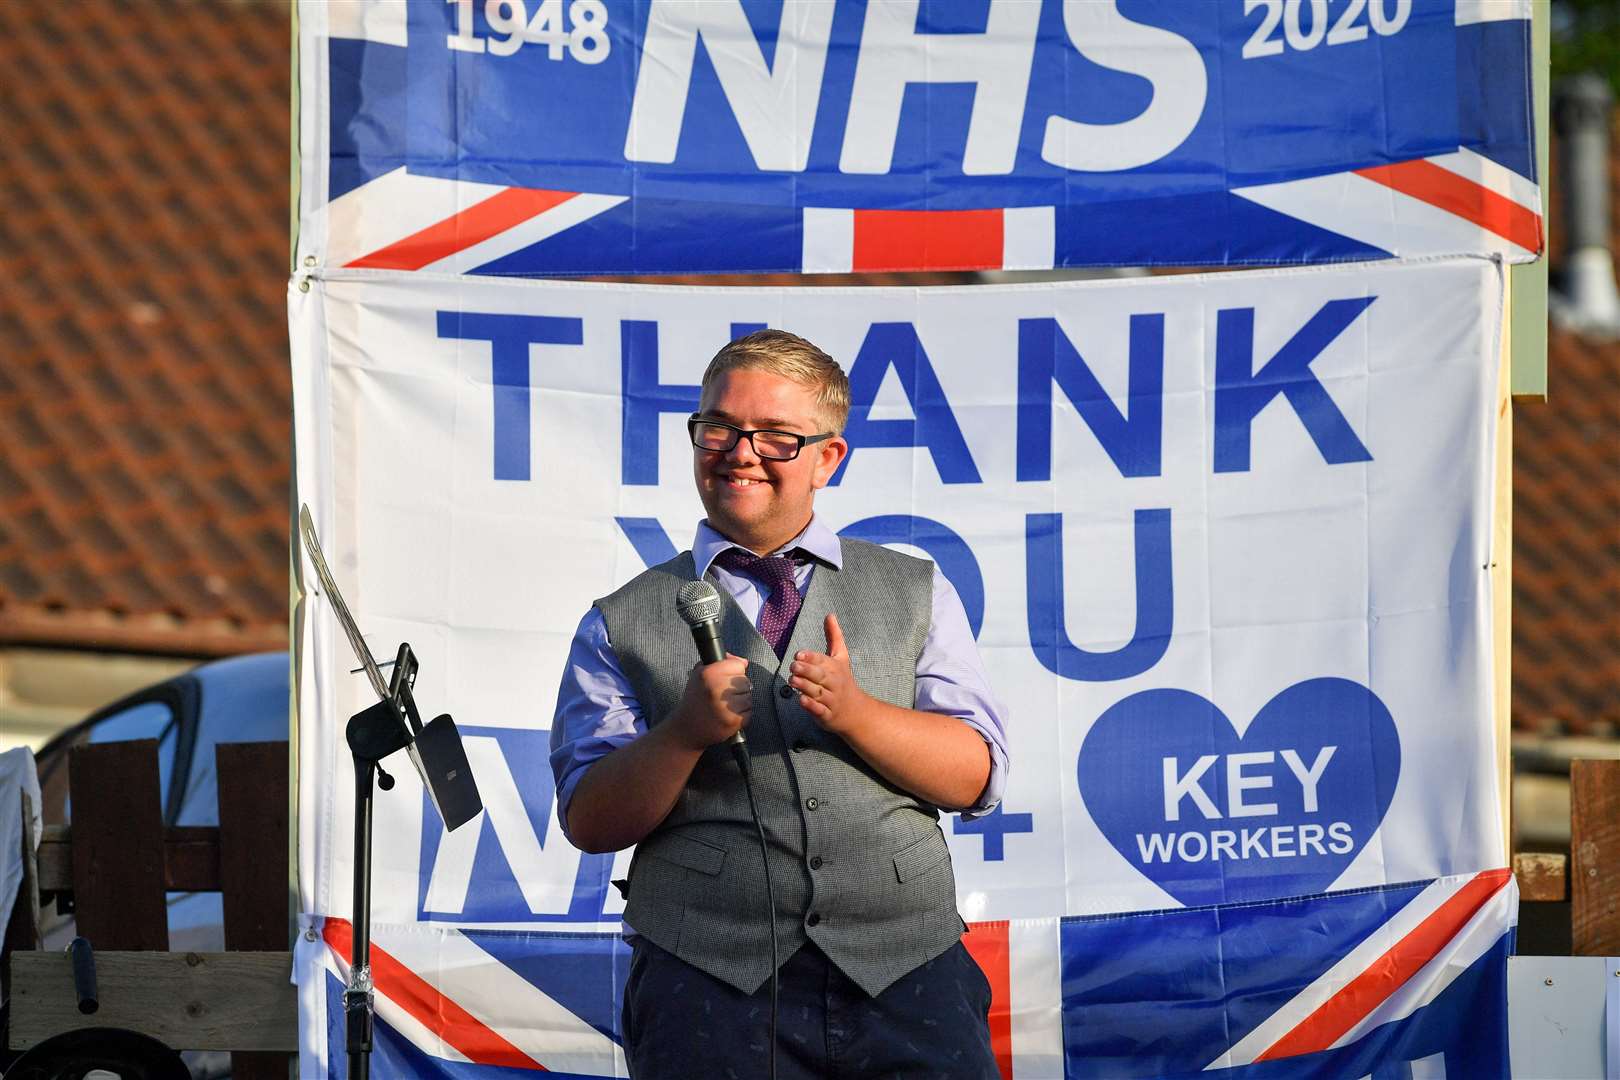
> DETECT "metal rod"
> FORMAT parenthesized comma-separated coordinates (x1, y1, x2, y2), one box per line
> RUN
(346, 754, 376, 1080)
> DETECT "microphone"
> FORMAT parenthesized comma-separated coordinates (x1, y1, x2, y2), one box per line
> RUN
(675, 579, 742, 747)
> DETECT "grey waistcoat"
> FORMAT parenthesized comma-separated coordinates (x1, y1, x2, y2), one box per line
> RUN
(595, 537, 965, 996)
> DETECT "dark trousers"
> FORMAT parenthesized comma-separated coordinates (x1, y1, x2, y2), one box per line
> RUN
(622, 937, 998, 1080)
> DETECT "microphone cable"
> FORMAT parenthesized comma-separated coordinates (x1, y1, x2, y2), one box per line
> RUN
(676, 578, 778, 1080)
(729, 742, 778, 1080)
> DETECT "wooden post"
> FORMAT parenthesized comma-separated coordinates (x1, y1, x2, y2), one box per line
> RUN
(68, 740, 168, 951)
(1570, 759, 1620, 954)
(218, 742, 290, 953)
(1492, 264, 1513, 862)
(218, 741, 293, 1080)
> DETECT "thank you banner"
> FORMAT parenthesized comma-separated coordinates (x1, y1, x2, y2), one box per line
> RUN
(297, 0, 1541, 274)
(291, 258, 1511, 1076)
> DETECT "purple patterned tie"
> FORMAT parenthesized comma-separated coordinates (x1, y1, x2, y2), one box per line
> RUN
(713, 547, 804, 658)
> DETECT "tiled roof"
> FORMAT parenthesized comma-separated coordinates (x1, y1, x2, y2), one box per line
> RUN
(0, 0, 291, 656)
(1512, 113, 1620, 736)
(0, 0, 1612, 719)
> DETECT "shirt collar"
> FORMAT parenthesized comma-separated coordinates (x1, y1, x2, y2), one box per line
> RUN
(693, 516, 843, 579)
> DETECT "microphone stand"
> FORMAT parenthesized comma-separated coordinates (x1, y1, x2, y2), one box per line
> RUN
(342, 645, 420, 1080)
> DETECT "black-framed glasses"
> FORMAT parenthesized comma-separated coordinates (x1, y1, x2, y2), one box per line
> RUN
(687, 415, 835, 461)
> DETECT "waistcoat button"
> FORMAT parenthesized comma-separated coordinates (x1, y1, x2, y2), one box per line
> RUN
(792, 740, 808, 753)
(809, 856, 823, 870)
(779, 683, 794, 699)
(806, 912, 821, 927)
(804, 797, 819, 811)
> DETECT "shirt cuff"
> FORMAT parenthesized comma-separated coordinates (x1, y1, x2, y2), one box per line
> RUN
(955, 721, 1007, 819)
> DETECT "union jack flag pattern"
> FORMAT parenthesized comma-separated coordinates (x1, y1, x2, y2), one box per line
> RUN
(296, 870, 1514, 1079)
(299, 0, 1540, 276)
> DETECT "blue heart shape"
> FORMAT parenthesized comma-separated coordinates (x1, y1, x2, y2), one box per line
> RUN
(1078, 678, 1400, 908)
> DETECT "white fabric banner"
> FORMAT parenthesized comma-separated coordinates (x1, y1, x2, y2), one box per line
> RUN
(291, 257, 1504, 934)
(0, 747, 41, 942)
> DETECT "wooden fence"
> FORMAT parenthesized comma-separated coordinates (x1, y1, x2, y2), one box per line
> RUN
(3, 738, 295, 1078)
(1513, 758, 1620, 954)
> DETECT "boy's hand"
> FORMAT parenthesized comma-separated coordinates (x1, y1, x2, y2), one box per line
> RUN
(789, 614, 872, 735)
(666, 654, 752, 750)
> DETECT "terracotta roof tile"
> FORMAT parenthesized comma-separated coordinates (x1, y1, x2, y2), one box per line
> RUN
(0, 0, 291, 656)
(1512, 112, 1620, 736)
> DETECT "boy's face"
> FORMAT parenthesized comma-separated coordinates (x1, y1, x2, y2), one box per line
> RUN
(693, 368, 847, 554)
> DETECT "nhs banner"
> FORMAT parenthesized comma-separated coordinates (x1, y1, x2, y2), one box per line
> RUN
(290, 257, 1512, 1077)
(295, 0, 1542, 275)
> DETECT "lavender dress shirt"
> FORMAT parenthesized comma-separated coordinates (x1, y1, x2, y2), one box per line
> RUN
(549, 517, 1009, 841)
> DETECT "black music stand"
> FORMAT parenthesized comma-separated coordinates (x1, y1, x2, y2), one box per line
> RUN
(301, 507, 484, 1080)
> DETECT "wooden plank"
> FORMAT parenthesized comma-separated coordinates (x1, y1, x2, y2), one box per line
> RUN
(8, 950, 297, 1051)
(1571, 759, 1620, 954)
(1513, 851, 1568, 902)
(218, 742, 289, 951)
(37, 823, 68, 891)
(39, 825, 222, 893)
(165, 826, 224, 891)
(69, 740, 168, 951)
(217, 741, 293, 1080)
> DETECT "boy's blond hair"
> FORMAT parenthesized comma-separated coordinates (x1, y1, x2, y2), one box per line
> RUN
(701, 330, 851, 435)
